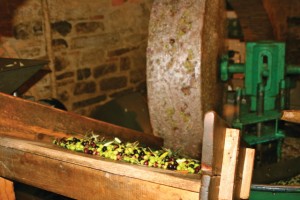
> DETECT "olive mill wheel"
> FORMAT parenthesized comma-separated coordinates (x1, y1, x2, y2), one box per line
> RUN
(147, 0, 225, 158)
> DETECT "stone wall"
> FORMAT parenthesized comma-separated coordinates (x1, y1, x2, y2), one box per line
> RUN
(260, 0, 300, 109)
(0, 0, 153, 115)
(263, 0, 300, 64)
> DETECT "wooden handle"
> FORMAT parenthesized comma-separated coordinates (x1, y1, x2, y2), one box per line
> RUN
(281, 110, 300, 124)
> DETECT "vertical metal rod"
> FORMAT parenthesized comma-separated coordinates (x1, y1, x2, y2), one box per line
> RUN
(256, 83, 264, 165)
(279, 80, 286, 111)
(256, 83, 264, 138)
(256, 83, 264, 117)
(235, 88, 242, 122)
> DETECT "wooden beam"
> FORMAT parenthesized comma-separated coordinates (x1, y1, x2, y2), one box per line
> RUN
(0, 136, 201, 200)
(0, 92, 163, 149)
(235, 148, 255, 199)
(202, 111, 228, 176)
(0, 177, 15, 200)
(281, 110, 300, 124)
(218, 128, 240, 200)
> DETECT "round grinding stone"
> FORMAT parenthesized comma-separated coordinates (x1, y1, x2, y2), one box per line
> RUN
(147, 0, 225, 158)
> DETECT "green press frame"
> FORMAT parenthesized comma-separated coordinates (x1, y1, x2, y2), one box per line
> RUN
(221, 41, 300, 161)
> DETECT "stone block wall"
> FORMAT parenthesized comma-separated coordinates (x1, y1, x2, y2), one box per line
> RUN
(0, 0, 153, 115)
(263, 0, 300, 64)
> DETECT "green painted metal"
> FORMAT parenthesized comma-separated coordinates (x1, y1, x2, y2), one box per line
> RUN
(232, 110, 281, 128)
(220, 56, 245, 81)
(287, 65, 300, 74)
(250, 184, 300, 200)
(220, 55, 230, 81)
(245, 42, 285, 111)
(219, 41, 300, 161)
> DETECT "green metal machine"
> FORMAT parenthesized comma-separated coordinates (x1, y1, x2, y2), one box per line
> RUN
(220, 41, 300, 164)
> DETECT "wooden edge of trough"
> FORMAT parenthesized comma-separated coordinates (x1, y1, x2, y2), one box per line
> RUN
(0, 92, 255, 200)
(0, 92, 163, 149)
(0, 140, 199, 200)
(0, 136, 201, 193)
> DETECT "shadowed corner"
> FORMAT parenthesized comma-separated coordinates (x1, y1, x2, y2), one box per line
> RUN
(0, 0, 27, 37)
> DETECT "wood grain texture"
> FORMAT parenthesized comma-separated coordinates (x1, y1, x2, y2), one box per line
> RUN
(0, 177, 16, 200)
(0, 92, 252, 200)
(281, 110, 300, 124)
(235, 148, 255, 199)
(0, 136, 201, 193)
(218, 128, 240, 200)
(208, 176, 220, 200)
(0, 144, 199, 200)
(202, 111, 228, 176)
(0, 92, 163, 148)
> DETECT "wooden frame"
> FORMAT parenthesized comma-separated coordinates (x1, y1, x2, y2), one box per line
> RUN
(0, 93, 254, 199)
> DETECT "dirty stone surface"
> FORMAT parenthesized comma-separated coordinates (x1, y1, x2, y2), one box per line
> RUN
(147, 0, 225, 158)
(282, 136, 300, 160)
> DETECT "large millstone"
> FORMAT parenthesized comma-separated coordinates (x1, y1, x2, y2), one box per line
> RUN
(147, 0, 225, 158)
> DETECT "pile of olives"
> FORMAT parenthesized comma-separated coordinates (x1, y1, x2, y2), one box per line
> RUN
(53, 133, 201, 174)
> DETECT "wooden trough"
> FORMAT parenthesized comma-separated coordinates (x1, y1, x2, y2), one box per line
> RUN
(0, 92, 254, 200)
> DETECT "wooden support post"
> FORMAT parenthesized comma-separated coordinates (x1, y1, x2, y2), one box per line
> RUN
(219, 128, 240, 200)
(0, 177, 16, 200)
(235, 148, 255, 199)
(201, 111, 255, 200)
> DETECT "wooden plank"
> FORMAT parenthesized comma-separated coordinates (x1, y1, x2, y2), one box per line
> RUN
(235, 148, 255, 200)
(208, 176, 220, 200)
(0, 177, 15, 200)
(0, 92, 163, 148)
(281, 110, 300, 124)
(0, 144, 199, 200)
(201, 111, 229, 175)
(0, 136, 201, 193)
(218, 128, 240, 200)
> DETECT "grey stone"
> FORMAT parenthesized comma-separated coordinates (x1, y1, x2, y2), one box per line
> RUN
(71, 33, 120, 49)
(13, 23, 30, 40)
(77, 68, 91, 80)
(73, 94, 107, 109)
(56, 71, 74, 80)
(93, 63, 117, 78)
(74, 81, 96, 95)
(100, 76, 127, 91)
(54, 56, 70, 71)
(75, 21, 104, 34)
(130, 69, 145, 84)
(120, 57, 131, 71)
(51, 21, 72, 36)
(52, 39, 68, 49)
